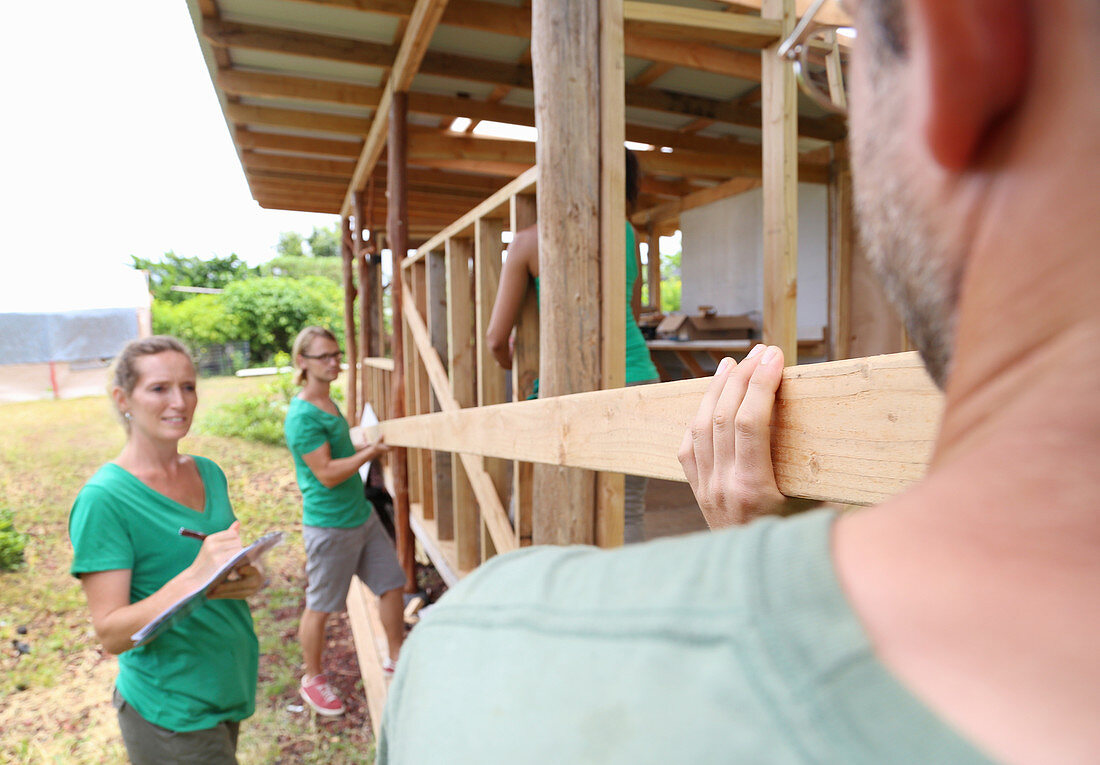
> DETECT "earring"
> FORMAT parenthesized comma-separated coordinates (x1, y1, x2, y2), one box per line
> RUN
(124, 412, 132, 421)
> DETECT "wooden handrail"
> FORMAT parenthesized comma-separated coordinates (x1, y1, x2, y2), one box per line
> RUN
(403, 165, 539, 268)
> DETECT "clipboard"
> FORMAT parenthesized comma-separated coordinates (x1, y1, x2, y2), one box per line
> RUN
(130, 531, 284, 647)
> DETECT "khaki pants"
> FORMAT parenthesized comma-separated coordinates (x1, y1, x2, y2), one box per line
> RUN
(113, 687, 239, 765)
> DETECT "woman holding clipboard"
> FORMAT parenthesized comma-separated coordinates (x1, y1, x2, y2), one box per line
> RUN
(69, 336, 261, 764)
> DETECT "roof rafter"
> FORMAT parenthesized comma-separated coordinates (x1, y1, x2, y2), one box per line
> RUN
(202, 18, 845, 141)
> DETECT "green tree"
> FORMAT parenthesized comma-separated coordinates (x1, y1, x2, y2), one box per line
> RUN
(641, 248, 682, 313)
(261, 255, 343, 284)
(152, 293, 238, 347)
(307, 224, 340, 258)
(661, 248, 682, 313)
(131, 251, 257, 303)
(221, 276, 345, 363)
(276, 231, 306, 259)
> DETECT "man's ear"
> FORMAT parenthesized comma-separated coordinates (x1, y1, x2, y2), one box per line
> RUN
(911, 0, 1030, 171)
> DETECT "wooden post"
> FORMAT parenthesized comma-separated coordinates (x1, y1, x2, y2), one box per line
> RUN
(427, 247, 454, 539)
(354, 191, 371, 417)
(509, 193, 538, 546)
(376, 250, 387, 358)
(532, 0, 627, 545)
(446, 237, 479, 570)
(386, 90, 415, 592)
(646, 222, 661, 311)
(475, 217, 508, 560)
(340, 215, 359, 425)
(762, 0, 798, 362)
(828, 142, 852, 360)
(596, 0, 626, 549)
(412, 260, 435, 521)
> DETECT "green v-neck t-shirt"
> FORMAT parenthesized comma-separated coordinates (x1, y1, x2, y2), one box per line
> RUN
(69, 456, 258, 732)
(284, 395, 373, 528)
(379, 509, 995, 764)
(531, 222, 659, 395)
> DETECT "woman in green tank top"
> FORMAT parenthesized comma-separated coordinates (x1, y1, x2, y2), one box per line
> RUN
(485, 149, 659, 543)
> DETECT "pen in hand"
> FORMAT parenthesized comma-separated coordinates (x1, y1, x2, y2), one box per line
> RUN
(178, 527, 207, 541)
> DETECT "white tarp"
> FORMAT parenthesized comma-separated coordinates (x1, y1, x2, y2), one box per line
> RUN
(0, 266, 151, 365)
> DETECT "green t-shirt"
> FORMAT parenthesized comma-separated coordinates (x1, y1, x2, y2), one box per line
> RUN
(623, 222, 660, 384)
(68, 456, 258, 732)
(379, 510, 994, 764)
(284, 395, 372, 528)
(531, 222, 659, 396)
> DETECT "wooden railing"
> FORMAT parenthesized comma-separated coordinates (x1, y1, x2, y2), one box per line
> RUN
(359, 164, 945, 580)
(359, 357, 394, 423)
(395, 166, 539, 575)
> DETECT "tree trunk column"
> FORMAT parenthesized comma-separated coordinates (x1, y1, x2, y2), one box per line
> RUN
(531, 0, 619, 546)
(340, 215, 358, 426)
(387, 90, 416, 592)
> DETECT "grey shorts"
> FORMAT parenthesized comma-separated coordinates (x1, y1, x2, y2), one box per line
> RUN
(303, 512, 408, 613)
(113, 687, 239, 765)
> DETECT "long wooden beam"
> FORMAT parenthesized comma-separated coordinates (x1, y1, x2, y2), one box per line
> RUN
(202, 19, 844, 141)
(342, 0, 451, 215)
(223, 71, 799, 157)
(632, 176, 762, 226)
(716, 0, 854, 26)
(409, 165, 538, 262)
(623, 1, 782, 48)
(380, 352, 942, 506)
(286, 0, 769, 80)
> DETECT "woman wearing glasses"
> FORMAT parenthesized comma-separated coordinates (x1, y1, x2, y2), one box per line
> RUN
(284, 326, 406, 716)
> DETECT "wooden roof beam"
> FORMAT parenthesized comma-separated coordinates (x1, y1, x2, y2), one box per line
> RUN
(221, 73, 796, 155)
(287, 0, 767, 80)
(631, 176, 764, 226)
(342, 0, 451, 215)
(714, 0, 853, 26)
(623, 2, 782, 48)
(203, 19, 844, 139)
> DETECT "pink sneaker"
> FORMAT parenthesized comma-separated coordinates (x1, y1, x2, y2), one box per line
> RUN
(300, 674, 345, 716)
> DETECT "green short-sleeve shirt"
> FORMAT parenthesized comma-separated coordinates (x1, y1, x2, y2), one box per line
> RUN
(284, 395, 372, 528)
(379, 510, 994, 764)
(68, 456, 258, 732)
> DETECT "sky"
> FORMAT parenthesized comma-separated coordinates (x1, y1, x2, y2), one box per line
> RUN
(2, 2, 337, 311)
(0, 2, 680, 312)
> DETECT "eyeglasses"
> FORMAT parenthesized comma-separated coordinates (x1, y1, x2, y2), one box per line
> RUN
(776, 0, 852, 116)
(301, 351, 343, 363)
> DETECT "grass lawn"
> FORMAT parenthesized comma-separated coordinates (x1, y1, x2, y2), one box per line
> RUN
(0, 375, 376, 764)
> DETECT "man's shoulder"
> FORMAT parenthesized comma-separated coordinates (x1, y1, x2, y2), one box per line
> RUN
(423, 510, 836, 628)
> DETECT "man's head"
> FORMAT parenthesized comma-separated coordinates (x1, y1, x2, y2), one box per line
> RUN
(846, 0, 1033, 388)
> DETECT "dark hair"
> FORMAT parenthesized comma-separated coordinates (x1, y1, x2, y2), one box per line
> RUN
(868, 0, 908, 58)
(109, 335, 193, 430)
(625, 148, 640, 209)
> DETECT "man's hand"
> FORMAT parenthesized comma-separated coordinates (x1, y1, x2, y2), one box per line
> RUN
(678, 344, 787, 529)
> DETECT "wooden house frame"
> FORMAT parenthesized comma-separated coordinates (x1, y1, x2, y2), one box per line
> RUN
(186, 0, 937, 729)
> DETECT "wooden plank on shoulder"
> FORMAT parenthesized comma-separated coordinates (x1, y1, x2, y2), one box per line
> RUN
(380, 352, 943, 507)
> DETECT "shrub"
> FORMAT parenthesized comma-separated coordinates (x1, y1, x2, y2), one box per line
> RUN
(0, 509, 28, 571)
(200, 374, 296, 447)
(221, 276, 346, 364)
(198, 369, 345, 447)
(153, 293, 238, 347)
